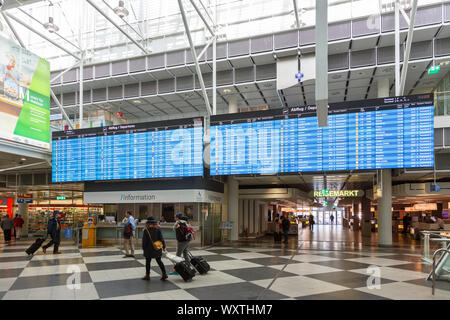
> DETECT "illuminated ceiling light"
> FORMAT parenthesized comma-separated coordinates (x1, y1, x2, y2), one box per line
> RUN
(132, 100, 142, 104)
(21, 158, 27, 161)
(223, 89, 232, 93)
(44, 2, 59, 33)
(114, 0, 129, 18)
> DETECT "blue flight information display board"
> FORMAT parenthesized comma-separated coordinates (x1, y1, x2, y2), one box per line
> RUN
(210, 94, 434, 176)
(52, 117, 204, 182)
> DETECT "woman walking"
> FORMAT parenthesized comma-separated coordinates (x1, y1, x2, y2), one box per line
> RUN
(142, 216, 168, 281)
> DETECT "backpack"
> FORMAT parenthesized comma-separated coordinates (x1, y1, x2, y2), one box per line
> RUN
(179, 223, 195, 241)
(123, 223, 132, 239)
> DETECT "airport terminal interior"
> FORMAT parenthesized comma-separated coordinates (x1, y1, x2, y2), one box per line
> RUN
(0, 0, 450, 301)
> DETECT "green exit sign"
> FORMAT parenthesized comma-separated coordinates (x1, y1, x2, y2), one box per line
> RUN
(57, 196, 66, 200)
(322, 189, 330, 195)
(428, 65, 440, 74)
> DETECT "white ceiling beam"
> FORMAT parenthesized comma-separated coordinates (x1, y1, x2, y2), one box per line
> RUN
(400, 0, 418, 95)
(4, 12, 81, 60)
(86, 0, 149, 55)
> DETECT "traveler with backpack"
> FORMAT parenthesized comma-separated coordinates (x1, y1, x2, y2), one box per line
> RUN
(42, 211, 62, 254)
(141, 216, 168, 281)
(123, 211, 136, 258)
(281, 213, 291, 244)
(169, 213, 194, 275)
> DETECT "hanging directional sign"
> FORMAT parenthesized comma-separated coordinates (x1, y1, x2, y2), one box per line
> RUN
(428, 65, 440, 75)
(295, 71, 304, 82)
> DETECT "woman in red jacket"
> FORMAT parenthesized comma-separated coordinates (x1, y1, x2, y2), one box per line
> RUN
(13, 214, 24, 239)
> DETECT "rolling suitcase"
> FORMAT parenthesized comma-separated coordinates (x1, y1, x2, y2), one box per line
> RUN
(174, 261, 196, 282)
(189, 252, 210, 275)
(25, 238, 45, 256)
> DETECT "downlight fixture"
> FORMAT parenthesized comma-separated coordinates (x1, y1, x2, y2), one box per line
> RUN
(114, 1, 129, 18)
(44, 2, 59, 33)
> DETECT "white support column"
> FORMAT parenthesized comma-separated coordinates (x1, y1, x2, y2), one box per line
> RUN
(79, 56, 84, 129)
(228, 176, 239, 241)
(249, 200, 254, 235)
(378, 78, 393, 246)
(394, 0, 401, 96)
(315, 0, 328, 127)
(228, 95, 238, 113)
(378, 169, 393, 246)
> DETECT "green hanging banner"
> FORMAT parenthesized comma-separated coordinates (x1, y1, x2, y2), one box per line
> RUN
(0, 35, 50, 149)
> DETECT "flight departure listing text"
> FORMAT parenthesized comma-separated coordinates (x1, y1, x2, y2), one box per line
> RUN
(210, 94, 434, 175)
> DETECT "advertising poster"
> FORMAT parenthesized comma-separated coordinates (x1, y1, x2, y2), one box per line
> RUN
(0, 35, 50, 149)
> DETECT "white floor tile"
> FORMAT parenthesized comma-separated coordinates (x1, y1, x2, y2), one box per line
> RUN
(208, 259, 263, 271)
(189, 250, 218, 256)
(168, 270, 245, 289)
(0, 260, 29, 269)
(221, 252, 274, 260)
(290, 255, 339, 263)
(102, 289, 198, 300)
(355, 282, 450, 300)
(345, 257, 411, 267)
(19, 264, 88, 277)
(79, 247, 121, 253)
(0, 277, 16, 291)
(82, 255, 127, 264)
(31, 253, 82, 260)
(252, 275, 348, 298)
(89, 267, 144, 282)
(270, 262, 343, 276)
(349, 266, 428, 282)
(3, 283, 99, 300)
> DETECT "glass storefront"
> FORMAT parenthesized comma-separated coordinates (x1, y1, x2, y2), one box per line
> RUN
(311, 208, 345, 225)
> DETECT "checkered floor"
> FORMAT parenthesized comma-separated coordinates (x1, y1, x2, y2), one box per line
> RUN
(0, 239, 449, 300)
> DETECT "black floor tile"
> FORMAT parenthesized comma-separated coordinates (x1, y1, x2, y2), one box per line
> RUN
(315, 252, 370, 259)
(186, 282, 288, 300)
(245, 257, 293, 266)
(389, 262, 432, 273)
(81, 251, 123, 258)
(10, 272, 92, 290)
(296, 289, 391, 300)
(258, 250, 297, 257)
(222, 266, 296, 281)
(380, 254, 424, 263)
(0, 268, 24, 279)
(199, 254, 236, 262)
(0, 255, 32, 263)
(304, 271, 395, 289)
(27, 258, 85, 267)
(207, 249, 250, 254)
(404, 278, 450, 291)
(94, 277, 179, 299)
(85, 260, 144, 271)
(310, 260, 372, 270)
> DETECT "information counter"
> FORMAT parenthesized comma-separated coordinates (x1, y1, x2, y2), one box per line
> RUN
(95, 222, 201, 246)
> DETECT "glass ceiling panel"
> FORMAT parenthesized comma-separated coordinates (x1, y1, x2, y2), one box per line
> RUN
(0, 0, 446, 71)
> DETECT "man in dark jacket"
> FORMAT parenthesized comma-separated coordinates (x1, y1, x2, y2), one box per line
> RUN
(42, 211, 62, 254)
(281, 214, 291, 243)
(1, 215, 14, 242)
(142, 216, 167, 281)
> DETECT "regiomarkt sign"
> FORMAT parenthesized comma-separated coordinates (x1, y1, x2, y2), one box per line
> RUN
(312, 189, 364, 198)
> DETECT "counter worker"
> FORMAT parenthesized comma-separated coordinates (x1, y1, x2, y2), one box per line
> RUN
(123, 211, 136, 258)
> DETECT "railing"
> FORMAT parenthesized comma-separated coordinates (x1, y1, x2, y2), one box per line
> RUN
(421, 231, 449, 263)
(432, 247, 450, 296)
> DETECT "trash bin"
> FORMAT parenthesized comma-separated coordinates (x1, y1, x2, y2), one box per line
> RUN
(64, 228, 72, 239)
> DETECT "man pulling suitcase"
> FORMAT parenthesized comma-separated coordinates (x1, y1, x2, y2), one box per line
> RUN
(42, 211, 62, 254)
